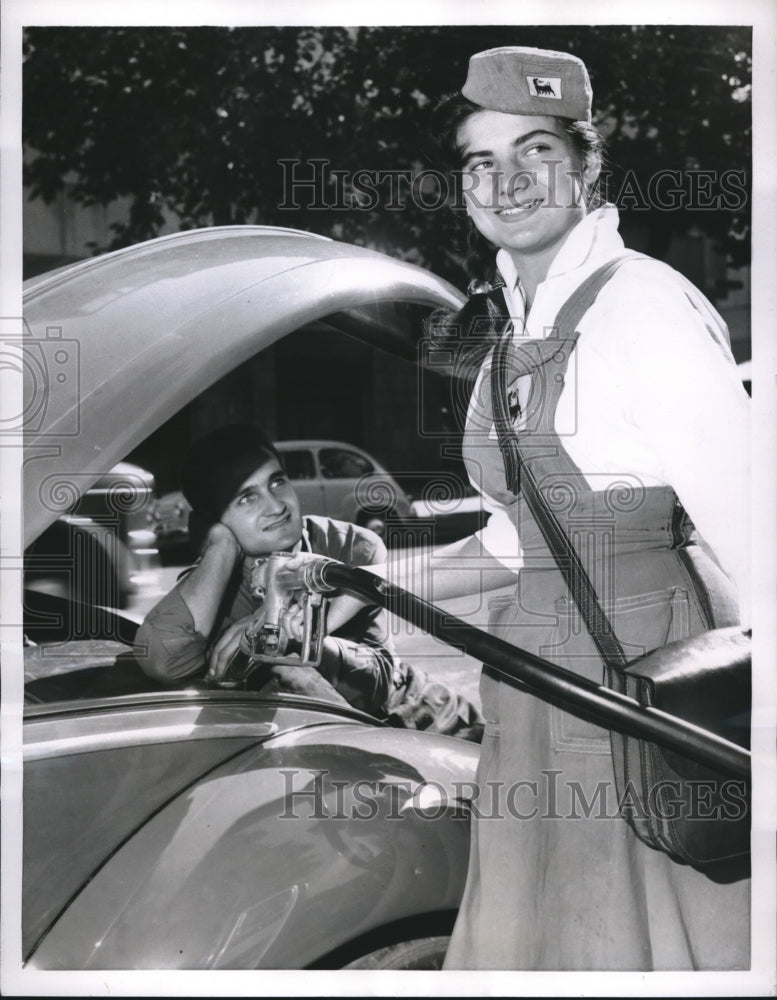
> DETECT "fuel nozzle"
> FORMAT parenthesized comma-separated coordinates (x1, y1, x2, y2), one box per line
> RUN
(214, 553, 337, 688)
(252, 551, 295, 655)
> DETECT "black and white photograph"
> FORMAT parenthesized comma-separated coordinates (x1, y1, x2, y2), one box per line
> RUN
(1, 0, 775, 995)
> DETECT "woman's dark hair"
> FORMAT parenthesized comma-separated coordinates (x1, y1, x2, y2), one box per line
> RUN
(428, 92, 486, 175)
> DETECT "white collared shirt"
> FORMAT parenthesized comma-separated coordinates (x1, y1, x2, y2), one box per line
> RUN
(473, 205, 750, 618)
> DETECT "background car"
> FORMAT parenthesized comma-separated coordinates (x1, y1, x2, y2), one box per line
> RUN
(24, 461, 159, 608)
(19, 225, 479, 972)
(146, 487, 194, 565)
(276, 439, 415, 534)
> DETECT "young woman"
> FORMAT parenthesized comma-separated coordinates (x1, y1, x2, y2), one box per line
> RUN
(420, 46, 751, 970)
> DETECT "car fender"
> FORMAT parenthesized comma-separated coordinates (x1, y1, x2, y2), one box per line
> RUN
(27, 725, 477, 970)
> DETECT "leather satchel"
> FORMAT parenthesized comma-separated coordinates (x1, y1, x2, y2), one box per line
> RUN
(611, 627, 750, 870)
(489, 258, 751, 871)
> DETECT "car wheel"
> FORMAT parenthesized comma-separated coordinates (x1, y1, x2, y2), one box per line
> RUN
(343, 935, 450, 970)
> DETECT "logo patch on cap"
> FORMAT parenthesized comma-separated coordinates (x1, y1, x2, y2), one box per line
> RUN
(527, 76, 562, 99)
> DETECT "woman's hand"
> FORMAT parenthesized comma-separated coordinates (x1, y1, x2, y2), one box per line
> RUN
(250, 550, 321, 598)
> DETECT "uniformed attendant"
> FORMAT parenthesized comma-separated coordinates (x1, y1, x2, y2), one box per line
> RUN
(423, 44, 751, 972)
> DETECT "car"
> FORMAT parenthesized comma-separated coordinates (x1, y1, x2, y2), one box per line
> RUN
(149, 439, 416, 563)
(146, 487, 195, 564)
(275, 439, 416, 535)
(25, 461, 159, 607)
(23, 634, 476, 970)
(19, 225, 482, 972)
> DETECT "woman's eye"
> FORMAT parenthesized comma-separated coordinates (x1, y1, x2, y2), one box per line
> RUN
(270, 476, 287, 490)
(521, 143, 551, 157)
(237, 493, 256, 506)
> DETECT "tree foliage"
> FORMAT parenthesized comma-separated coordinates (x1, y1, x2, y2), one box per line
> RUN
(23, 24, 752, 283)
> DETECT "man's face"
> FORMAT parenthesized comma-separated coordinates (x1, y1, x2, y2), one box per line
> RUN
(220, 458, 303, 557)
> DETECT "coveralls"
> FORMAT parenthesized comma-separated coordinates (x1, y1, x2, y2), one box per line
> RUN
(444, 207, 750, 969)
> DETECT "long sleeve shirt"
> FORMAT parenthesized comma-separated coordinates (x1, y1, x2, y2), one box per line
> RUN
(472, 203, 750, 623)
(133, 515, 396, 714)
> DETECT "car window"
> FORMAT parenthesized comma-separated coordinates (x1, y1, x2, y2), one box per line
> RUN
(280, 449, 316, 480)
(318, 448, 374, 480)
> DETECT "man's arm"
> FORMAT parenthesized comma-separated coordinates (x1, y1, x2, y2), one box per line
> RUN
(315, 630, 395, 714)
(176, 523, 242, 634)
(134, 523, 242, 683)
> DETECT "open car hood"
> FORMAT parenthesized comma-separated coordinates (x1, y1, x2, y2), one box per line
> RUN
(23, 226, 464, 546)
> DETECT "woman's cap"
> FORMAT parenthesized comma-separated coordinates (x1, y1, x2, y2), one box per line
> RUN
(462, 46, 592, 122)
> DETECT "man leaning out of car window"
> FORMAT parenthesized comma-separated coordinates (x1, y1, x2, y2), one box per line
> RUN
(133, 424, 484, 741)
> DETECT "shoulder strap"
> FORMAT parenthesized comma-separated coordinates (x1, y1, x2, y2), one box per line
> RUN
(500, 254, 644, 670)
(552, 252, 644, 336)
(492, 253, 644, 496)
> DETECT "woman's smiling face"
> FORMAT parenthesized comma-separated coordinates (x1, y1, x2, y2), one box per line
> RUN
(456, 110, 599, 266)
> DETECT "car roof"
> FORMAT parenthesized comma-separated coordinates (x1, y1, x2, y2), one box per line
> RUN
(23, 226, 464, 546)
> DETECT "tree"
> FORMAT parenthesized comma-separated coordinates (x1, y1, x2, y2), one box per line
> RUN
(23, 25, 752, 285)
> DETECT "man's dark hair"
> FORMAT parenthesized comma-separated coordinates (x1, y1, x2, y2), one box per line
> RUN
(180, 424, 283, 520)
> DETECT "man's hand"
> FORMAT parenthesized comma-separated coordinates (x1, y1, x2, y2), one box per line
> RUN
(205, 604, 307, 684)
(204, 521, 243, 561)
(205, 614, 258, 683)
(279, 603, 305, 645)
